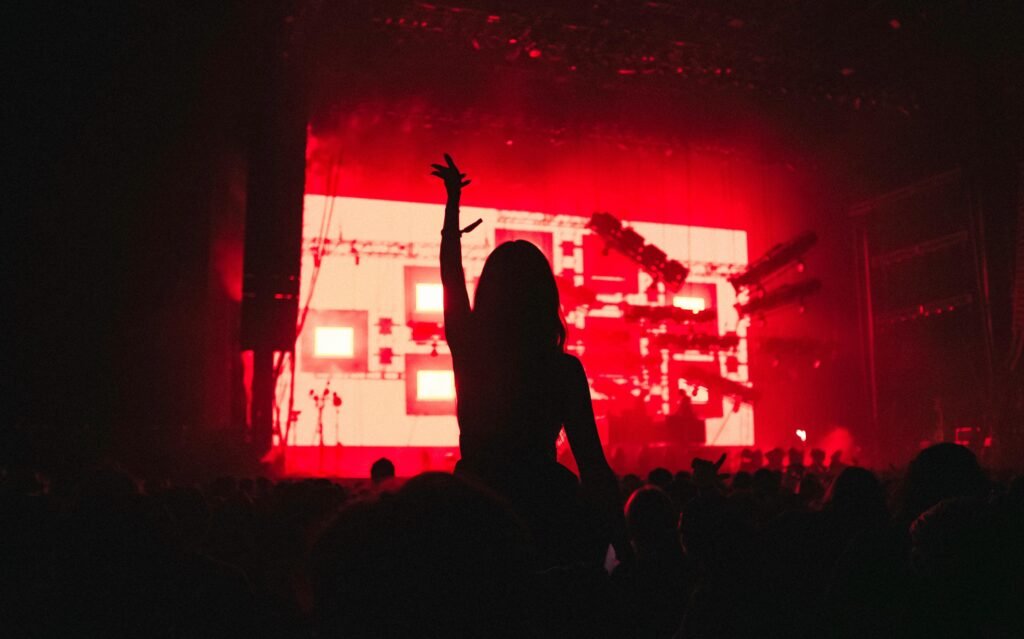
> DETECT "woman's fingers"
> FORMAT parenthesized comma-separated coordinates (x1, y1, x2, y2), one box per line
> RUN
(432, 156, 469, 188)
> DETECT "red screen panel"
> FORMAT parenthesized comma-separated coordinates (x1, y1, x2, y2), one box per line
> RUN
(582, 232, 641, 295)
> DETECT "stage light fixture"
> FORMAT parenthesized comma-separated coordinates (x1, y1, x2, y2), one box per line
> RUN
(623, 303, 717, 325)
(587, 212, 690, 291)
(416, 370, 455, 401)
(314, 327, 354, 358)
(618, 228, 646, 255)
(729, 231, 817, 291)
(588, 212, 621, 236)
(677, 363, 759, 406)
(661, 261, 688, 288)
(653, 332, 739, 353)
(641, 244, 667, 271)
(379, 347, 394, 366)
(735, 279, 822, 317)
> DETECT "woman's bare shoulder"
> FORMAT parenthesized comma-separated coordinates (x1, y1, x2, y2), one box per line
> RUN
(559, 352, 587, 376)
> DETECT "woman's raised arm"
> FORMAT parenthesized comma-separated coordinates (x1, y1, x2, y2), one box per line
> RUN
(432, 154, 473, 352)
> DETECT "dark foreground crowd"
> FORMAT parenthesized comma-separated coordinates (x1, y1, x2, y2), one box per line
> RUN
(2, 442, 1022, 638)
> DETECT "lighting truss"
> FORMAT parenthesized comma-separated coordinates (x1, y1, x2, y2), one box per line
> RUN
(729, 231, 817, 291)
(652, 331, 740, 354)
(587, 212, 689, 291)
(676, 363, 759, 406)
(622, 303, 717, 325)
(735, 278, 822, 316)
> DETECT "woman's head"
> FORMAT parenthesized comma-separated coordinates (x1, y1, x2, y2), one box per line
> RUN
(473, 240, 565, 353)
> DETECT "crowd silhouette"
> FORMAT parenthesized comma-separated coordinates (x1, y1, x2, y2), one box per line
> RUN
(1, 156, 1021, 637)
(4, 443, 1022, 637)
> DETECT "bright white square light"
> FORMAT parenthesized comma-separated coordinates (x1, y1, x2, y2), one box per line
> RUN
(314, 326, 354, 358)
(416, 370, 455, 400)
(673, 296, 707, 313)
(415, 283, 445, 313)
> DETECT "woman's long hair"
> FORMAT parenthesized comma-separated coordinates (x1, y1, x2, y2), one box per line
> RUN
(472, 240, 566, 357)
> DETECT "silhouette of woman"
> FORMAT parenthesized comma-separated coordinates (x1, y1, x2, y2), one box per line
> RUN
(433, 154, 625, 565)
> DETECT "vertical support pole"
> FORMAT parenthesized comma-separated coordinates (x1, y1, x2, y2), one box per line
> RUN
(240, 1, 307, 459)
(859, 226, 880, 457)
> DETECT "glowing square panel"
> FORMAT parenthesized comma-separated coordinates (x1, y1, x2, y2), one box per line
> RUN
(314, 327, 354, 358)
(673, 296, 707, 313)
(415, 283, 445, 313)
(416, 370, 455, 401)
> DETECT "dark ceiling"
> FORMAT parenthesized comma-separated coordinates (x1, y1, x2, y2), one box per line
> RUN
(307, 1, 1020, 115)
(300, 0, 1023, 187)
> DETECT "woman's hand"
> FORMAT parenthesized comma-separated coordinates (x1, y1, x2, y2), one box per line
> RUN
(431, 153, 471, 195)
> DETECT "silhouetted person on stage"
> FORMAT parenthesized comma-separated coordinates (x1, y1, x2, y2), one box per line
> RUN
(370, 457, 395, 485)
(433, 154, 625, 566)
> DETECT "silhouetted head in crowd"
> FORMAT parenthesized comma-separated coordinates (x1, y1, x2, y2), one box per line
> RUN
(787, 447, 804, 469)
(730, 471, 752, 491)
(739, 448, 760, 473)
(473, 240, 565, 356)
(621, 473, 643, 499)
(901, 443, 988, 522)
(752, 467, 781, 498)
(625, 486, 680, 556)
(825, 466, 887, 524)
(810, 448, 826, 467)
(750, 448, 764, 469)
(765, 447, 785, 470)
(311, 472, 530, 637)
(647, 466, 673, 489)
(829, 449, 846, 469)
(667, 473, 698, 511)
(909, 495, 1024, 636)
(370, 457, 395, 484)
